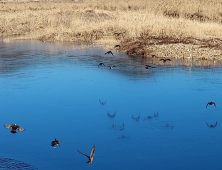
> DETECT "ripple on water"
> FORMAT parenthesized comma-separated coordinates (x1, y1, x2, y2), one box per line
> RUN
(0, 158, 38, 170)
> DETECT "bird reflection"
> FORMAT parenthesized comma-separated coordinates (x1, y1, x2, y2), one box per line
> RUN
(159, 58, 171, 63)
(4, 124, 25, 134)
(132, 115, 140, 121)
(206, 122, 217, 128)
(51, 138, 60, 148)
(107, 112, 116, 118)
(112, 124, 116, 129)
(99, 99, 107, 105)
(154, 112, 159, 117)
(144, 116, 152, 120)
(77, 145, 96, 164)
(112, 123, 124, 130)
(117, 135, 130, 139)
(206, 101, 217, 108)
(119, 123, 124, 130)
(105, 51, 114, 56)
(106, 65, 116, 70)
(165, 123, 174, 129)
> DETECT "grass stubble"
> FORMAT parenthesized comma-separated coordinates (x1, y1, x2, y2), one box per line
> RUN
(1, 0, 222, 64)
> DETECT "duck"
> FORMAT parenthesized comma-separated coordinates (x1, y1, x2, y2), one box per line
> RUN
(105, 51, 114, 56)
(51, 138, 60, 148)
(206, 101, 217, 108)
(77, 145, 96, 164)
(4, 124, 25, 134)
(159, 58, 171, 63)
(113, 31, 125, 36)
(114, 32, 122, 36)
(145, 65, 155, 69)
(98, 63, 105, 68)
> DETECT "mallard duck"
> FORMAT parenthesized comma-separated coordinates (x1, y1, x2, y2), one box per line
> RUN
(159, 58, 171, 63)
(206, 122, 217, 128)
(4, 124, 25, 134)
(77, 145, 96, 164)
(51, 138, 60, 148)
(105, 51, 114, 56)
(206, 101, 217, 108)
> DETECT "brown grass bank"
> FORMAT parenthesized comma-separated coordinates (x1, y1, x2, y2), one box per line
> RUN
(1, 0, 222, 61)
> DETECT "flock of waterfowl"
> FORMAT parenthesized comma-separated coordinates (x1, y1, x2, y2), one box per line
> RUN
(101, 50, 172, 71)
(2, 47, 218, 166)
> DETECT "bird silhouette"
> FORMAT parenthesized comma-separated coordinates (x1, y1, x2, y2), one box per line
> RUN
(107, 112, 116, 118)
(114, 31, 126, 36)
(77, 145, 96, 164)
(159, 58, 171, 63)
(4, 124, 25, 134)
(206, 122, 217, 128)
(206, 101, 217, 108)
(114, 32, 122, 36)
(105, 51, 114, 56)
(98, 63, 105, 68)
(99, 99, 107, 105)
(51, 138, 60, 148)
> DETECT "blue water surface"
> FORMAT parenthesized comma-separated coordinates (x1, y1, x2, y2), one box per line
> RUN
(0, 41, 222, 170)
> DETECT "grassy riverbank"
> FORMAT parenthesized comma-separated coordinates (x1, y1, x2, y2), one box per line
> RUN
(1, 0, 222, 61)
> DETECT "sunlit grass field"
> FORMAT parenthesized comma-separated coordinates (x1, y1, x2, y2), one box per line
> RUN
(1, 0, 222, 60)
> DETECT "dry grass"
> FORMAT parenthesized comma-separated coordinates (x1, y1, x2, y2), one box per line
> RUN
(1, 0, 222, 60)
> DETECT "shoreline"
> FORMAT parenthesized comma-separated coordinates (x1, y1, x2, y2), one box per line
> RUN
(1, 0, 222, 63)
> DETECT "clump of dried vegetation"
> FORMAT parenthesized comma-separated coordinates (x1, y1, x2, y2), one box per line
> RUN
(1, 0, 222, 60)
